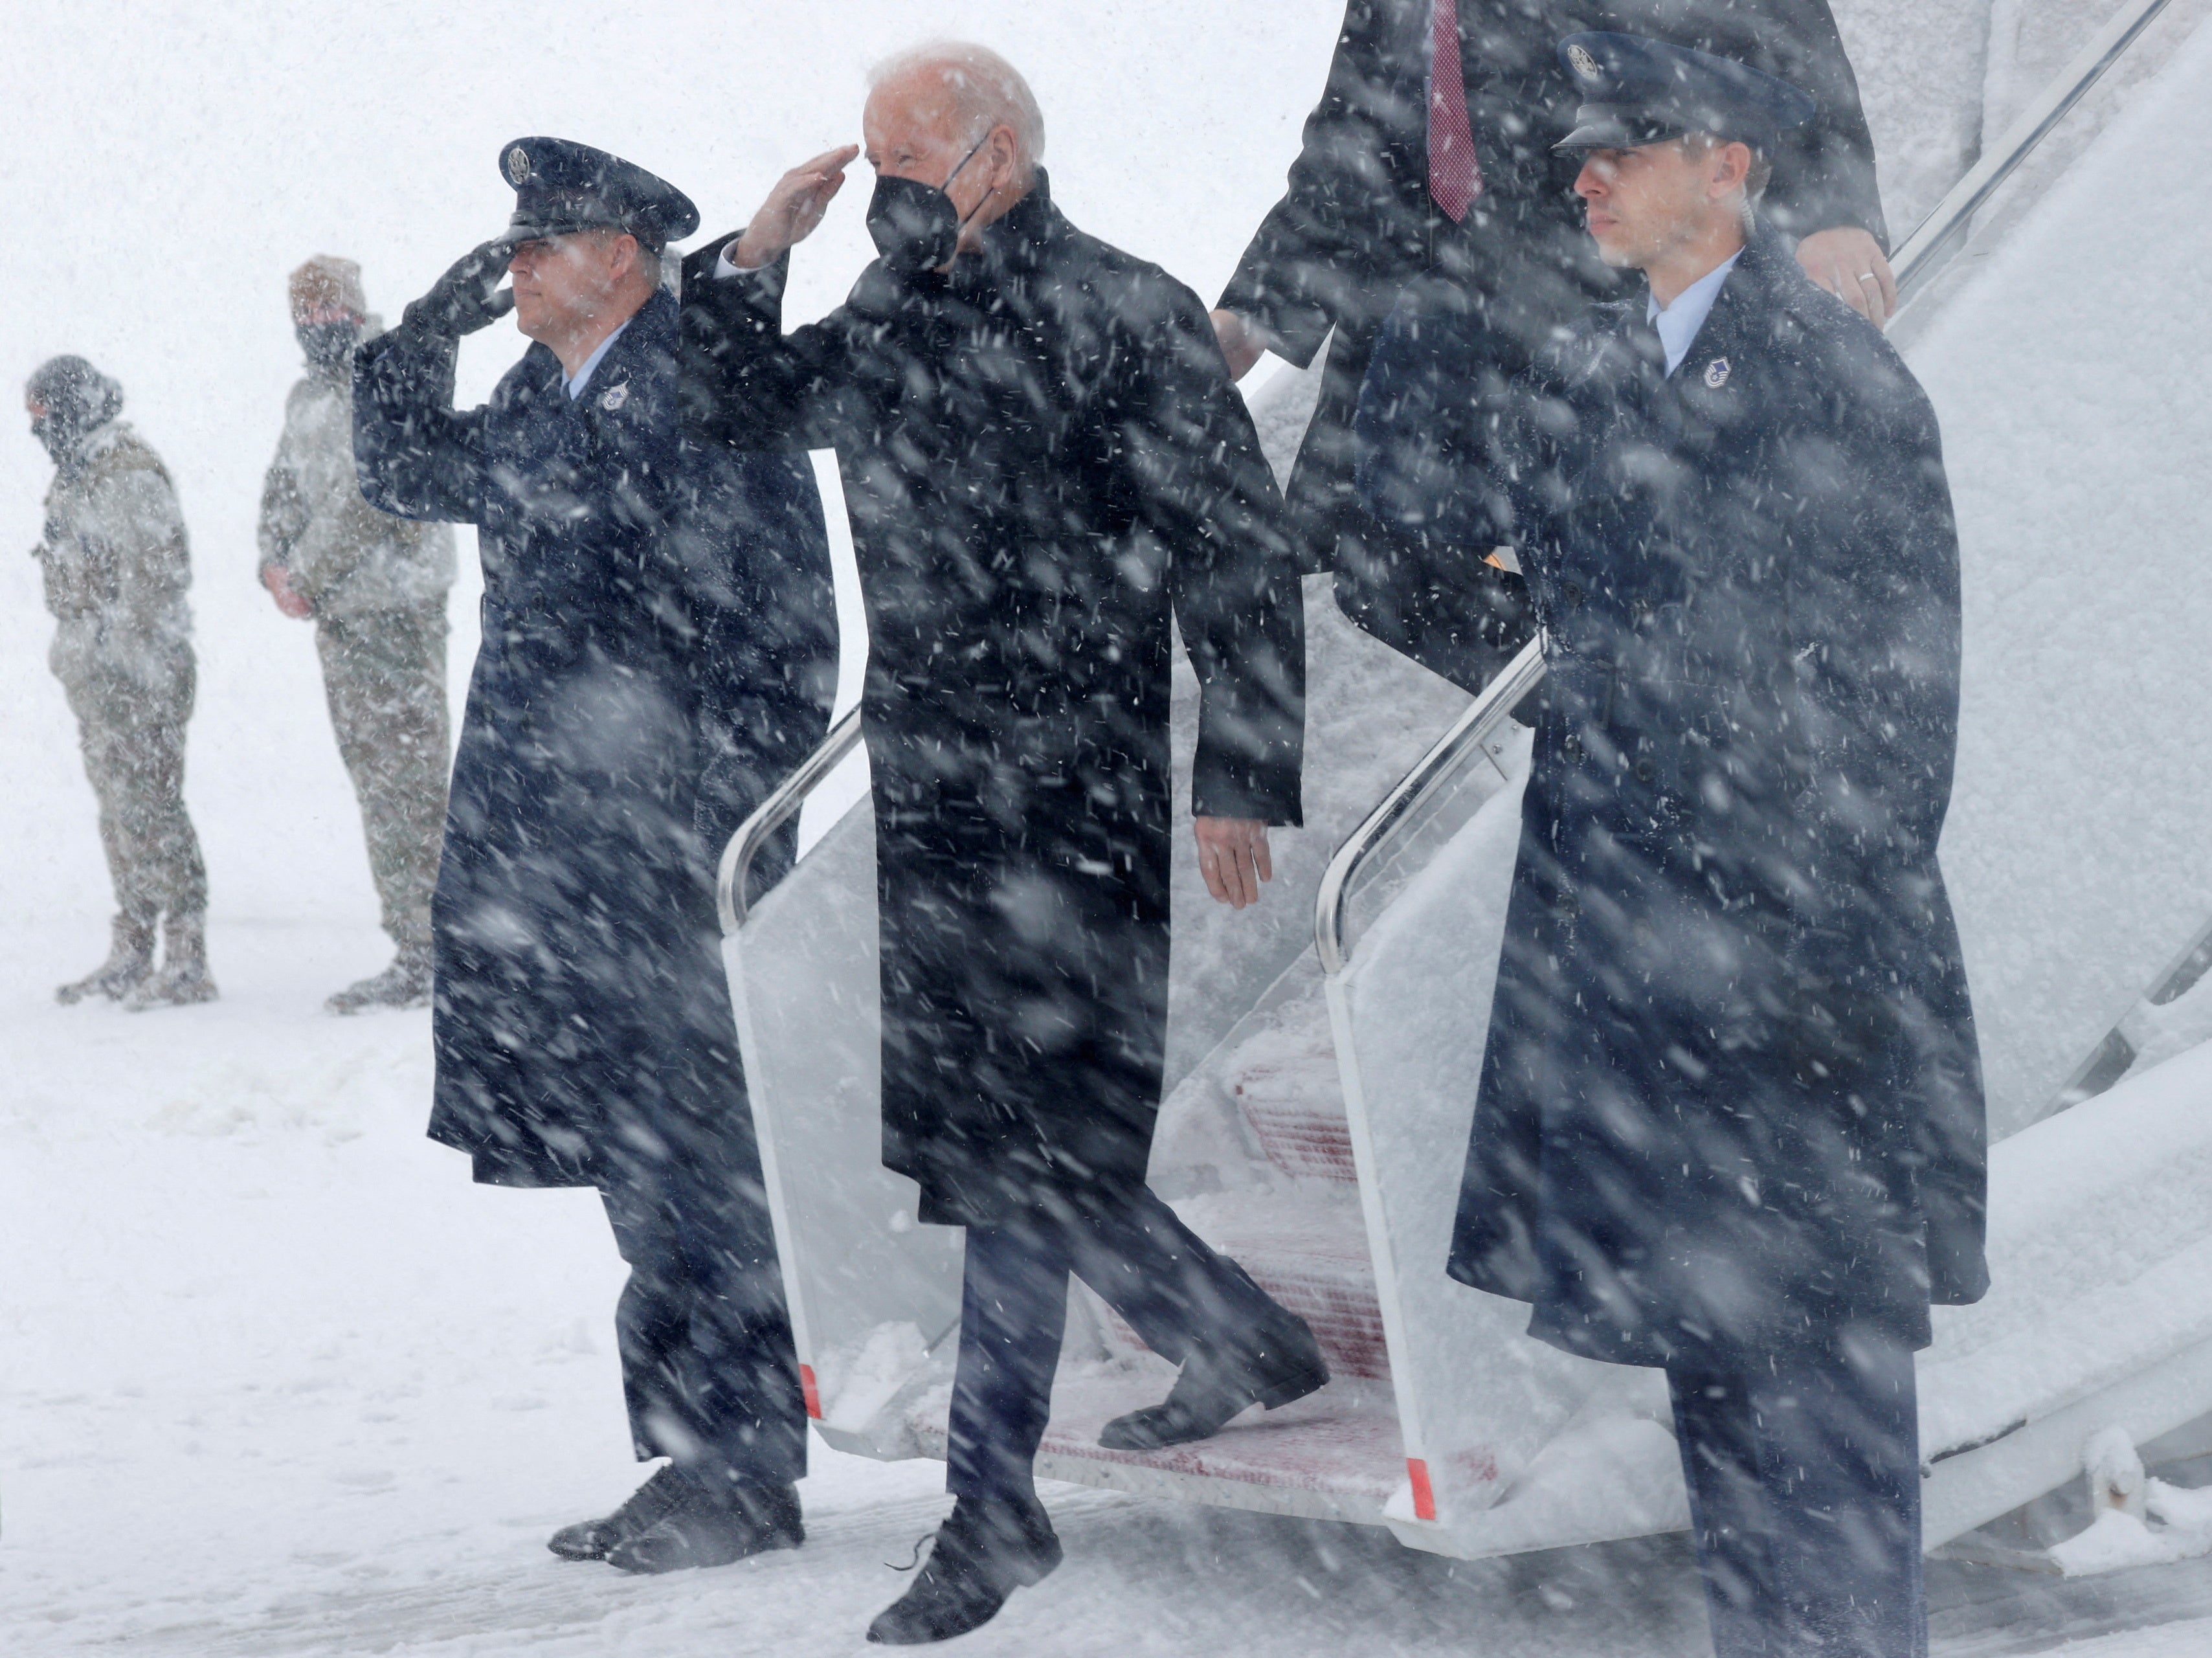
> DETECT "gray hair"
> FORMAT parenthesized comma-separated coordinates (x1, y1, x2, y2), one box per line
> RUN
(867, 40, 1046, 167)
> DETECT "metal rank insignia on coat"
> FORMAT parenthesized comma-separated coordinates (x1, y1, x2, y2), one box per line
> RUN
(1703, 357, 1732, 388)
(599, 382, 629, 412)
(504, 146, 532, 186)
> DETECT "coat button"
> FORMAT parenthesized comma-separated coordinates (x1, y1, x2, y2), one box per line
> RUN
(1635, 757, 1655, 783)
(1564, 581, 1584, 605)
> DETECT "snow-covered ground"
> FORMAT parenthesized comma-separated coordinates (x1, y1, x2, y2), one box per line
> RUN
(11, 941, 2212, 1658)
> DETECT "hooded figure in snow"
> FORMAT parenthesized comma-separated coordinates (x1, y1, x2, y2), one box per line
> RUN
(352, 138, 837, 1577)
(1424, 36, 1987, 1658)
(682, 42, 1323, 1646)
(28, 355, 215, 1011)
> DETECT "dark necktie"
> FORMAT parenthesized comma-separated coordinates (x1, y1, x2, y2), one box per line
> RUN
(1429, 0, 1483, 222)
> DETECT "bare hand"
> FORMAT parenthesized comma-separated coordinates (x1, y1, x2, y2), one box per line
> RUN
(1211, 309, 1268, 381)
(1195, 816, 1273, 908)
(261, 563, 312, 620)
(732, 145, 861, 271)
(1796, 227, 1897, 331)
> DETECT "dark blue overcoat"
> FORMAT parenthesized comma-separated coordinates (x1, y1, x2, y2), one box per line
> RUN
(1435, 232, 1988, 1366)
(353, 290, 835, 1189)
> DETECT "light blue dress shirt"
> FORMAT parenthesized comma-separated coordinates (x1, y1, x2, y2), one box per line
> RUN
(1647, 249, 1743, 377)
(563, 319, 631, 400)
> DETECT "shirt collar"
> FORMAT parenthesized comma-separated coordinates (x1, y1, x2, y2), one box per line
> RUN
(1646, 249, 1743, 377)
(563, 319, 631, 401)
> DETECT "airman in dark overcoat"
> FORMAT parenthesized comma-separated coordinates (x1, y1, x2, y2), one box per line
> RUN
(1437, 38, 1987, 1658)
(352, 137, 836, 1577)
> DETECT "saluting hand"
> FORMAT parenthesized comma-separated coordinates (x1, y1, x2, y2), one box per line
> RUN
(1195, 816, 1273, 910)
(1796, 226, 1898, 331)
(731, 145, 862, 271)
(405, 240, 517, 337)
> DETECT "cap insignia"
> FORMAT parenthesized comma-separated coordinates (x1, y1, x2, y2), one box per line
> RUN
(1703, 357, 1732, 388)
(1567, 43, 1601, 80)
(505, 146, 532, 186)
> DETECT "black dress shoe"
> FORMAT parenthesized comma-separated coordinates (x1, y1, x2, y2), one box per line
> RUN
(867, 1496, 1062, 1644)
(548, 1464, 691, 1561)
(606, 1479, 805, 1576)
(607, 1479, 804, 1574)
(1097, 1316, 1330, 1451)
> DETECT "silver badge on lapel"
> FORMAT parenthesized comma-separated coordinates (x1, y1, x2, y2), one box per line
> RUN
(599, 381, 629, 412)
(1567, 43, 1600, 79)
(505, 146, 532, 186)
(1703, 357, 1732, 388)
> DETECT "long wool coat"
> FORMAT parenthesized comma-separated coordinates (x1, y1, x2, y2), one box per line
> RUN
(680, 177, 1306, 1228)
(1446, 233, 1988, 1366)
(353, 291, 835, 1190)
(1226, 0, 1885, 683)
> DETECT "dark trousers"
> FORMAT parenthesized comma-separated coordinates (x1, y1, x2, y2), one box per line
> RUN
(1666, 1339, 1924, 1658)
(947, 1189, 1287, 1505)
(601, 1158, 808, 1492)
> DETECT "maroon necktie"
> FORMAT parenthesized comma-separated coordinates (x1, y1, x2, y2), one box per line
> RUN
(1428, 0, 1482, 221)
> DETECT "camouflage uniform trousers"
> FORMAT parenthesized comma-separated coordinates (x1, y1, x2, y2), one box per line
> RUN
(58, 647, 209, 928)
(315, 601, 450, 953)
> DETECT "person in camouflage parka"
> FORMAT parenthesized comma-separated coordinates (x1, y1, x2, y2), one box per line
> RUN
(258, 255, 456, 1013)
(28, 355, 214, 1009)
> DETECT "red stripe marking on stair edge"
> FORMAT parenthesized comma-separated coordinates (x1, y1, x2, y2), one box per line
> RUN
(1408, 1458, 1437, 1521)
(800, 1364, 823, 1420)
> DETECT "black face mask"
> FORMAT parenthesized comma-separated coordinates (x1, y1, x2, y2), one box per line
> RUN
(866, 135, 992, 276)
(296, 319, 358, 369)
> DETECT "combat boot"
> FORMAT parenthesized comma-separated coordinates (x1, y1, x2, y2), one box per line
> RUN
(124, 912, 218, 1011)
(56, 915, 155, 1004)
(867, 1495, 1062, 1644)
(1097, 1310, 1329, 1451)
(326, 942, 434, 1015)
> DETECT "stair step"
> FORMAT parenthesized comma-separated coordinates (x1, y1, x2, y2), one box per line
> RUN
(909, 1372, 1407, 1523)
(1093, 1212, 1390, 1382)
(1226, 1029, 1356, 1185)
(1239, 1227, 1391, 1381)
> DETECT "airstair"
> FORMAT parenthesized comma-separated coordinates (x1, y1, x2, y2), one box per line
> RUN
(717, 0, 2212, 1571)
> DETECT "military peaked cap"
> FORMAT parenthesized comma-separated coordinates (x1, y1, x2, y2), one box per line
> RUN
(496, 136, 699, 249)
(1554, 32, 1816, 153)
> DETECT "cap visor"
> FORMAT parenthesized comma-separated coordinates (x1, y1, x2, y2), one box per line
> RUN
(1555, 118, 1694, 152)
(1556, 120, 1633, 151)
(502, 213, 612, 243)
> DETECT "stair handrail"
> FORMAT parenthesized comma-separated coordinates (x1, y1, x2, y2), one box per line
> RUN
(1891, 0, 2172, 307)
(717, 707, 864, 934)
(1314, 0, 2173, 976)
(1314, 638, 1546, 977)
